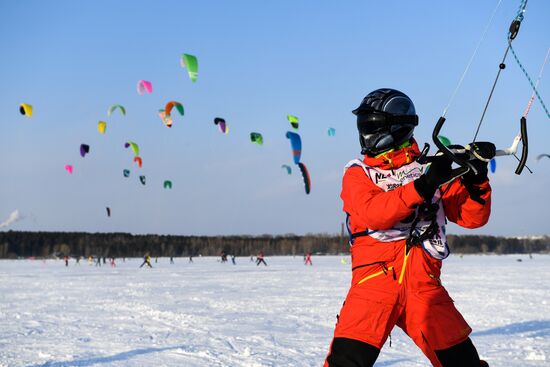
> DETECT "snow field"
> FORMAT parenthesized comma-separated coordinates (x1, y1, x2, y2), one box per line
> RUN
(0, 254, 548, 366)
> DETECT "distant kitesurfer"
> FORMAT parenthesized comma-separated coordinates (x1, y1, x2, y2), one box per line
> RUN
(140, 254, 153, 268)
(220, 251, 228, 263)
(256, 251, 267, 266)
(304, 252, 312, 266)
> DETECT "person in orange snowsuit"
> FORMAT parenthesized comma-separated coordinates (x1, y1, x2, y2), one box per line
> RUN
(324, 89, 493, 367)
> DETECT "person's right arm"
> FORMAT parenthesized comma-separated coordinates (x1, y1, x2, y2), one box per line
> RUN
(341, 167, 424, 230)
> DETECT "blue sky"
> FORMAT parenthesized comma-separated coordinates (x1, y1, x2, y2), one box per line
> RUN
(1, 0, 549, 236)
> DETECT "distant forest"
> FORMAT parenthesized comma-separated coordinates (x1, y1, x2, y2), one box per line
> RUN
(0, 231, 548, 259)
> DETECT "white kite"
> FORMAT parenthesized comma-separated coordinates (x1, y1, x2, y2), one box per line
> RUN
(0, 210, 21, 228)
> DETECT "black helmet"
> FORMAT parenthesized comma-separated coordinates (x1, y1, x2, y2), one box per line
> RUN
(353, 88, 418, 156)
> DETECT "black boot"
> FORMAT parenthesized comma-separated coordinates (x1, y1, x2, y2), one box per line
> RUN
(326, 337, 380, 367)
(435, 338, 486, 367)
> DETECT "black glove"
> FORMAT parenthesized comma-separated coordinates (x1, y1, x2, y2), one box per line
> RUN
(462, 142, 496, 185)
(414, 154, 454, 201)
(462, 159, 489, 184)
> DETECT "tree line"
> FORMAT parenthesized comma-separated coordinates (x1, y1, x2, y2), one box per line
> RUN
(0, 231, 548, 259)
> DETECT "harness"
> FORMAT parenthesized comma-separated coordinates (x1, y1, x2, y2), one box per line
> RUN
(344, 159, 450, 260)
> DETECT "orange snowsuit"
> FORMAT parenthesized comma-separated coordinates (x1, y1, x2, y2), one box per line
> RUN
(325, 140, 491, 366)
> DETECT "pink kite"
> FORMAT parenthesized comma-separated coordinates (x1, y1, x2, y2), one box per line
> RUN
(137, 80, 153, 95)
(65, 164, 73, 174)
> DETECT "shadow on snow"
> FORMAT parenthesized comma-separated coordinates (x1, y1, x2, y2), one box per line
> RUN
(375, 357, 415, 366)
(472, 320, 550, 338)
(25, 321, 549, 367)
(26, 345, 182, 367)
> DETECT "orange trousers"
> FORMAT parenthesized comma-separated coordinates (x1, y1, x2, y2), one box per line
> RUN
(325, 244, 471, 367)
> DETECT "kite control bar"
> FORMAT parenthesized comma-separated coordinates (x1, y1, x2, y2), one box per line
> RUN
(432, 116, 476, 179)
(424, 115, 528, 178)
(493, 117, 528, 174)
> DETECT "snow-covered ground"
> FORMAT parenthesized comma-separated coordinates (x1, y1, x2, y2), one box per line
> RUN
(0, 254, 548, 366)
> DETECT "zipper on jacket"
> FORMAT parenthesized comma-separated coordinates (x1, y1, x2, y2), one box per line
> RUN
(398, 249, 410, 285)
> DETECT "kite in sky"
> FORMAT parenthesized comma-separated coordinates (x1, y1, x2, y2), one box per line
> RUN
(438, 135, 451, 147)
(287, 115, 299, 130)
(137, 80, 153, 95)
(297, 162, 311, 195)
(108, 104, 126, 117)
(19, 103, 33, 117)
(125, 142, 140, 156)
(285, 131, 302, 164)
(98, 121, 107, 134)
(0, 210, 20, 228)
(158, 110, 173, 128)
(180, 53, 198, 82)
(159, 101, 184, 128)
(214, 117, 228, 134)
(80, 144, 90, 157)
(165, 101, 184, 116)
(250, 132, 263, 145)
